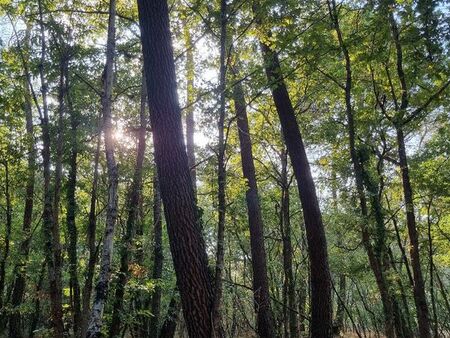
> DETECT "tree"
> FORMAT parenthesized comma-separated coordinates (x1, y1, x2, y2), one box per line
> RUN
(137, 0, 214, 336)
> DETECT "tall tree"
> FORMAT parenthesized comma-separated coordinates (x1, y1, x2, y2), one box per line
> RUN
(86, 0, 119, 335)
(38, 0, 64, 334)
(65, 53, 82, 338)
(253, 2, 333, 336)
(148, 171, 163, 338)
(232, 62, 276, 337)
(109, 75, 147, 337)
(8, 25, 36, 337)
(212, 0, 227, 334)
(137, 0, 214, 336)
(326, 1, 396, 335)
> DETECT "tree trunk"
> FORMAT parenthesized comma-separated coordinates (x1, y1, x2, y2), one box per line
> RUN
(327, 1, 396, 335)
(384, 3, 431, 334)
(426, 201, 438, 338)
(81, 124, 101, 337)
(109, 74, 148, 338)
(232, 64, 275, 338)
(184, 25, 197, 194)
(8, 26, 36, 336)
(212, 0, 227, 334)
(149, 172, 164, 338)
(86, 0, 119, 335)
(396, 126, 431, 338)
(159, 293, 181, 338)
(279, 151, 297, 338)
(254, 5, 332, 336)
(65, 64, 82, 338)
(137, 0, 214, 336)
(38, 1, 64, 334)
(0, 161, 12, 313)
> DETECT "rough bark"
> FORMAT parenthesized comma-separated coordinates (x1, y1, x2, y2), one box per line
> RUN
(254, 3, 333, 336)
(86, 0, 119, 335)
(137, 0, 214, 336)
(232, 64, 276, 338)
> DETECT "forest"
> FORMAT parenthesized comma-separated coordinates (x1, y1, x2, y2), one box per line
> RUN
(0, 0, 449, 337)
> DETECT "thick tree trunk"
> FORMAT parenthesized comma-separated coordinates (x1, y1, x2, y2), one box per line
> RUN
(8, 27, 36, 335)
(109, 74, 148, 338)
(212, 0, 227, 334)
(38, 1, 64, 334)
(149, 172, 163, 338)
(66, 66, 82, 338)
(86, 0, 119, 335)
(254, 6, 332, 336)
(137, 0, 214, 336)
(232, 64, 275, 338)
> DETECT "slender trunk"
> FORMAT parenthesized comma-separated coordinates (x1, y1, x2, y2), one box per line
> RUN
(434, 264, 450, 320)
(66, 64, 82, 338)
(0, 161, 12, 312)
(396, 126, 431, 338)
(86, 0, 119, 335)
(9, 26, 36, 336)
(212, 0, 227, 334)
(327, 1, 395, 335)
(279, 151, 297, 338)
(334, 274, 346, 335)
(385, 3, 431, 335)
(149, 172, 163, 338)
(81, 126, 101, 337)
(232, 64, 275, 338)
(159, 293, 181, 338)
(109, 74, 148, 338)
(427, 201, 438, 338)
(52, 42, 68, 337)
(29, 262, 46, 338)
(184, 26, 197, 194)
(137, 0, 214, 336)
(254, 5, 332, 335)
(38, 1, 64, 334)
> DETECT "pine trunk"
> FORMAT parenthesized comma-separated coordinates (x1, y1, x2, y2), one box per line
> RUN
(137, 0, 214, 336)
